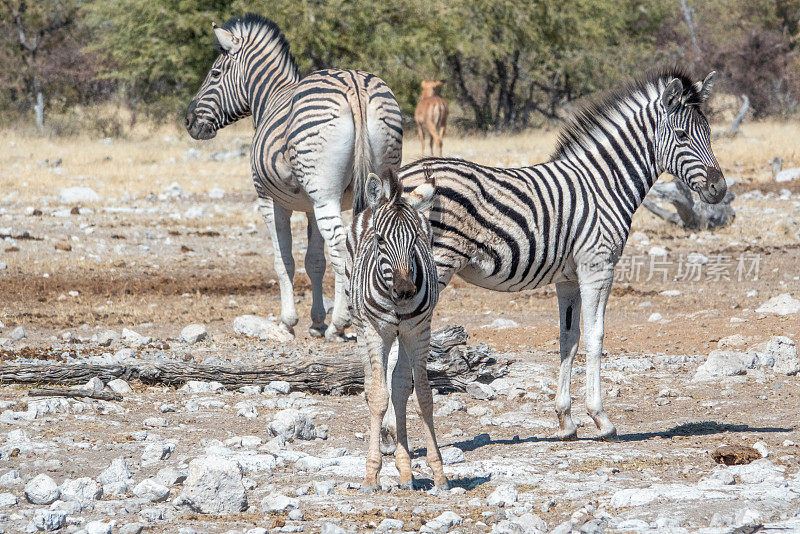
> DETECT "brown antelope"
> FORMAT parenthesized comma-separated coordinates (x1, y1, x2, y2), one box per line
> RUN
(414, 81, 448, 156)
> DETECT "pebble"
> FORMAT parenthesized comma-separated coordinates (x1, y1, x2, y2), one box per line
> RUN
(753, 441, 770, 458)
(268, 409, 317, 441)
(33, 508, 67, 531)
(24, 474, 60, 505)
(648, 312, 662, 322)
(487, 484, 518, 507)
(180, 455, 247, 514)
(757, 293, 800, 315)
(59, 186, 99, 204)
(119, 524, 144, 534)
(377, 518, 404, 531)
(439, 446, 466, 465)
(133, 479, 170, 502)
(466, 382, 496, 400)
(0, 492, 17, 507)
(180, 381, 225, 394)
(265, 380, 292, 395)
(141, 440, 175, 466)
(180, 324, 208, 344)
(261, 492, 300, 513)
(84, 521, 113, 534)
(313, 480, 336, 496)
(107, 379, 132, 394)
(122, 328, 151, 346)
(59, 477, 101, 510)
(693, 350, 756, 381)
(10, 326, 26, 342)
(97, 457, 133, 486)
(233, 315, 293, 342)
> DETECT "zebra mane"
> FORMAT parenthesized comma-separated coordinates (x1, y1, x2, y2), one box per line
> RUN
(551, 67, 703, 160)
(218, 14, 297, 70)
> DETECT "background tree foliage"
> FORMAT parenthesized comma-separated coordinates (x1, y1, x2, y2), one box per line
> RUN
(1, 0, 799, 132)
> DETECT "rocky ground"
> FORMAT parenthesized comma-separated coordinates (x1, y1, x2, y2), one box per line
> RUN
(1, 133, 800, 533)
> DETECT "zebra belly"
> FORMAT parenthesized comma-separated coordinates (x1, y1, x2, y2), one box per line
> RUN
(254, 178, 354, 213)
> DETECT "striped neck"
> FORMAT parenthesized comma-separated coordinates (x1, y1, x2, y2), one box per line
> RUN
(233, 23, 300, 124)
(552, 81, 670, 220)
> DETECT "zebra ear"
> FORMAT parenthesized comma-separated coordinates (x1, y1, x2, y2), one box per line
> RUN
(661, 78, 683, 114)
(406, 181, 436, 212)
(697, 71, 715, 103)
(213, 23, 242, 55)
(365, 173, 385, 211)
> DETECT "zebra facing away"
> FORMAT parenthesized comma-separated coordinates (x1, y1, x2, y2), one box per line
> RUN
(345, 168, 448, 491)
(398, 69, 725, 441)
(185, 14, 403, 340)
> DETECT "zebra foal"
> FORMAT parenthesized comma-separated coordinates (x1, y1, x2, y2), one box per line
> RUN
(185, 14, 402, 340)
(399, 69, 725, 441)
(346, 168, 448, 491)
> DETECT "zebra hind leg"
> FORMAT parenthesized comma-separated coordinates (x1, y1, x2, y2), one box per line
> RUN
(258, 198, 298, 334)
(555, 281, 581, 440)
(312, 202, 352, 342)
(305, 213, 327, 337)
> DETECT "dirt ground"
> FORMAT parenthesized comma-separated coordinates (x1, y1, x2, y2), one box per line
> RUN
(0, 123, 799, 533)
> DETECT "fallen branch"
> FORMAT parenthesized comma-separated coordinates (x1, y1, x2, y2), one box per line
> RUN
(712, 94, 749, 140)
(28, 388, 122, 402)
(0, 326, 508, 396)
(642, 180, 735, 230)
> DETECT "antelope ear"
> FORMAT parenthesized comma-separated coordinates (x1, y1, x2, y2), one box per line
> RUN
(213, 23, 242, 54)
(661, 78, 684, 113)
(406, 181, 436, 212)
(365, 173, 385, 211)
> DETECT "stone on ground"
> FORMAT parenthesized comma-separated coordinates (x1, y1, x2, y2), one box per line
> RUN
(24, 473, 60, 505)
(233, 314, 293, 342)
(180, 455, 247, 514)
(180, 324, 208, 344)
(267, 409, 317, 441)
(693, 350, 756, 381)
(757, 293, 800, 315)
(59, 186, 99, 204)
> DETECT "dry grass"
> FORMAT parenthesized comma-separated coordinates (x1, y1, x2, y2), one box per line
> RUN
(1, 120, 798, 205)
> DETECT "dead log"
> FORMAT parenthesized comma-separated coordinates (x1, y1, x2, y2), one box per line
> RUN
(642, 180, 735, 230)
(712, 94, 750, 140)
(0, 326, 508, 396)
(28, 388, 122, 402)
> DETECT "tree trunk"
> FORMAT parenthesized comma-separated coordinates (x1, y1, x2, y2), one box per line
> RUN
(34, 88, 44, 131)
(642, 180, 735, 230)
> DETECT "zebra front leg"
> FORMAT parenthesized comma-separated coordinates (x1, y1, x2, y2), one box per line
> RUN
(579, 271, 617, 440)
(404, 330, 449, 489)
(380, 340, 399, 456)
(363, 327, 391, 491)
(305, 213, 327, 337)
(258, 197, 298, 333)
(312, 202, 351, 341)
(555, 281, 581, 441)
(390, 341, 414, 489)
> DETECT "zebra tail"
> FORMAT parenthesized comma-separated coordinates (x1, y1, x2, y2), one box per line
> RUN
(346, 83, 373, 216)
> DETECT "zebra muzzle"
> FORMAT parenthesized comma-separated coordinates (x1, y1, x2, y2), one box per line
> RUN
(391, 268, 417, 302)
(697, 166, 726, 204)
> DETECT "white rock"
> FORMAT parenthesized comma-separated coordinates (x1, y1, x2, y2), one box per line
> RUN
(235, 401, 258, 419)
(10, 326, 26, 341)
(377, 518, 404, 532)
(59, 477, 101, 509)
(233, 315, 293, 342)
(0, 492, 17, 507)
(757, 294, 800, 315)
(180, 324, 207, 344)
(107, 379, 133, 394)
(208, 187, 225, 199)
(488, 318, 519, 329)
(95, 330, 119, 346)
(313, 480, 336, 496)
(425, 511, 463, 532)
(163, 182, 184, 197)
(514, 513, 547, 533)
(648, 245, 668, 256)
(97, 457, 133, 486)
(59, 187, 99, 204)
(24, 474, 60, 505)
(0, 469, 22, 488)
(76, 377, 105, 394)
(141, 441, 175, 466)
(753, 441, 770, 458)
(466, 382, 496, 400)
(487, 484, 518, 507)
(265, 380, 291, 395)
(122, 328, 151, 346)
(33, 508, 67, 530)
(119, 524, 144, 534)
(268, 409, 317, 441)
(648, 312, 663, 322)
(180, 455, 247, 514)
(660, 289, 681, 297)
(775, 167, 800, 183)
(759, 336, 799, 375)
(180, 380, 225, 393)
(261, 492, 299, 513)
(693, 350, 756, 381)
(85, 521, 113, 534)
(440, 446, 465, 465)
(154, 467, 185, 487)
(321, 524, 351, 534)
(133, 479, 170, 502)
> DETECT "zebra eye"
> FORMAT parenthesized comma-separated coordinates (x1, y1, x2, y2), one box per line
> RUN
(675, 128, 689, 143)
(211, 69, 222, 80)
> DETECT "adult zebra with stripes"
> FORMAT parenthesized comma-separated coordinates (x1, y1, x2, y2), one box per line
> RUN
(399, 69, 725, 441)
(185, 14, 403, 340)
(346, 168, 447, 491)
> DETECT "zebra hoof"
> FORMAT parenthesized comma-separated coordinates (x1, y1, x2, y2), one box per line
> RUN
(397, 481, 414, 491)
(557, 427, 578, 441)
(309, 324, 327, 338)
(379, 427, 397, 456)
(324, 327, 350, 343)
(598, 427, 619, 442)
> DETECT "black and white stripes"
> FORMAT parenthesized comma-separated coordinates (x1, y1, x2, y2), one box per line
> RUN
(345, 169, 447, 491)
(185, 14, 403, 340)
(399, 69, 725, 440)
